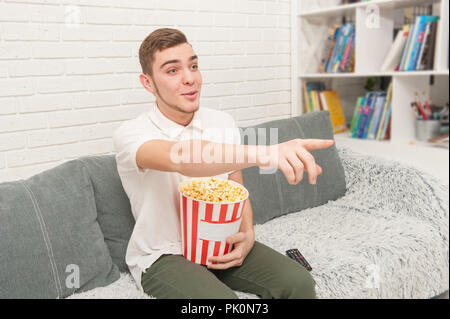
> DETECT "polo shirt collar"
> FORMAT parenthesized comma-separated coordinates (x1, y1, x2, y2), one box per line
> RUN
(149, 104, 203, 139)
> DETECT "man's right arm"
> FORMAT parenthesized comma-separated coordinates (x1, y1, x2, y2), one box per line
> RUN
(136, 138, 335, 185)
(136, 139, 257, 177)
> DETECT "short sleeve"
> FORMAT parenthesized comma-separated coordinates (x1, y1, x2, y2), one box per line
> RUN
(113, 122, 159, 176)
(225, 115, 242, 178)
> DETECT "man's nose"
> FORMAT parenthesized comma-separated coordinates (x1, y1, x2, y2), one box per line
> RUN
(182, 68, 194, 85)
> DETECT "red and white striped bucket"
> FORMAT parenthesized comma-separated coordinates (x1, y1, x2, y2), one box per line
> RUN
(179, 179, 248, 266)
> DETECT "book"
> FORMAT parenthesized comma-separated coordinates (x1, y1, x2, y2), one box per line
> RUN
(380, 101, 392, 140)
(339, 25, 355, 72)
(304, 82, 326, 112)
(353, 93, 374, 138)
(347, 46, 355, 72)
(400, 22, 416, 71)
(362, 92, 382, 139)
(319, 23, 356, 74)
(350, 97, 365, 135)
(381, 26, 410, 72)
(403, 17, 421, 71)
(376, 81, 393, 140)
(349, 81, 393, 141)
(325, 26, 342, 73)
(311, 90, 319, 111)
(421, 20, 439, 70)
(319, 25, 340, 73)
(315, 91, 324, 111)
(407, 16, 440, 71)
(302, 82, 311, 113)
(415, 21, 432, 70)
(319, 90, 347, 133)
(367, 93, 387, 140)
(333, 24, 354, 73)
(327, 27, 342, 73)
(319, 92, 328, 111)
(406, 16, 427, 71)
(352, 99, 365, 138)
(357, 92, 377, 138)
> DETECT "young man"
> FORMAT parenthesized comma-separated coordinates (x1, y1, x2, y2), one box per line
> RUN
(113, 28, 334, 299)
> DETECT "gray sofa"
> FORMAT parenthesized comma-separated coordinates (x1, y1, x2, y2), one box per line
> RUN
(1, 111, 448, 299)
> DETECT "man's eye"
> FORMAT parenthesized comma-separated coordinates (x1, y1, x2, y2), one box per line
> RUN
(192, 64, 198, 70)
(168, 69, 177, 74)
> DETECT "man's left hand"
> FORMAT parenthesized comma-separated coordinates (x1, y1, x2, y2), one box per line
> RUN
(207, 230, 255, 270)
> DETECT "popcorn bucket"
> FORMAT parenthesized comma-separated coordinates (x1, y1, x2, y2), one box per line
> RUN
(179, 178, 248, 266)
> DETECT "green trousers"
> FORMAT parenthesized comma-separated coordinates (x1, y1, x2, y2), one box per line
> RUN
(141, 241, 317, 299)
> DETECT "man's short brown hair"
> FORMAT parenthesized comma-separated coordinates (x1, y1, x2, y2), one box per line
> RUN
(139, 28, 188, 76)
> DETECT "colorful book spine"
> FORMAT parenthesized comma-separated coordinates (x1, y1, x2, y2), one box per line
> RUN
(380, 102, 392, 140)
(400, 22, 416, 71)
(327, 25, 345, 73)
(311, 91, 319, 111)
(357, 92, 376, 138)
(368, 94, 387, 140)
(345, 30, 356, 72)
(320, 23, 356, 74)
(309, 91, 316, 111)
(403, 17, 421, 71)
(362, 93, 380, 139)
(325, 27, 342, 73)
(350, 97, 365, 135)
(302, 82, 311, 113)
(333, 24, 353, 73)
(357, 93, 373, 138)
(352, 98, 366, 138)
(319, 25, 340, 73)
(304, 82, 326, 112)
(339, 25, 355, 72)
(406, 16, 426, 71)
(415, 22, 431, 70)
(423, 20, 438, 70)
(332, 24, 353, 73)
(376, 82, 393, 140)
(407, 16, 440, 71)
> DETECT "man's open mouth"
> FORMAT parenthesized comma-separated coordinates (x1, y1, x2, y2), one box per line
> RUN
(182, 91, 197, 96)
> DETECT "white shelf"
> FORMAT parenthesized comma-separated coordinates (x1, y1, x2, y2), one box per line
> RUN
(334, 131, 449, 185)
(335, 130, 447, 145)
(299, 0, 441, 18)
(299, 70, 450, 78)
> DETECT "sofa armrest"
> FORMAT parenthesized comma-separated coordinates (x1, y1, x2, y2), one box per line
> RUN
(336, 145, 449, 243)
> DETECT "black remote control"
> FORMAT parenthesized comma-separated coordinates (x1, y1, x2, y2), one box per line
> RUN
(286, 248, 312, 272)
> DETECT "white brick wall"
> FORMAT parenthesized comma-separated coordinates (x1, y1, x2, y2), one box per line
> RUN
(0, 0, 291, 182)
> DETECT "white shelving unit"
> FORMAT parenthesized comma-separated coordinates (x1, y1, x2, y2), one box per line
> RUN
(291, 0, 449, 145)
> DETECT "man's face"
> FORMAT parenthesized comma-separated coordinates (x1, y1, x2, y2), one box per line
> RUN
(146, 43, 202, 115)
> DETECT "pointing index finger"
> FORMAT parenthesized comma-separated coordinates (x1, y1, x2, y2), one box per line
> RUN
(300, 139, 334, 151)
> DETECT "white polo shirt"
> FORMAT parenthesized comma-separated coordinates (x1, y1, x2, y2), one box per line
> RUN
(112, 104, 241, 291)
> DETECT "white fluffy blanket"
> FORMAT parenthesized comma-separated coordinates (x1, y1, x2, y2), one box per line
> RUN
(68, 146, 449, 299)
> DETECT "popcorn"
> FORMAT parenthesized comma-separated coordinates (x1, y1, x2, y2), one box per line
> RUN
(179, 177, 248, 203)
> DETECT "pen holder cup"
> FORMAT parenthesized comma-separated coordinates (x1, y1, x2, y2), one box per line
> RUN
(415, 119, 441, 141)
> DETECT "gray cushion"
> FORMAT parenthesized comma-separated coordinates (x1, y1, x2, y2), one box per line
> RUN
(78, 155, 135, 273)
(240, 111, 347, 225)
(0, 160, 119, 299)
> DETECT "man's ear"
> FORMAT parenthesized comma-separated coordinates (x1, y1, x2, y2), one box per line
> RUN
(139, 73, 156, 94)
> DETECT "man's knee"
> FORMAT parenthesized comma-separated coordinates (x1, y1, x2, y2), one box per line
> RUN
(273, 267, 317, 299)
(285, 271, 317, 299)
(192, 286, 239, 299)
